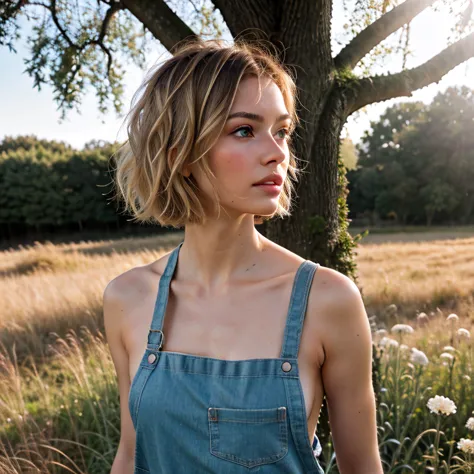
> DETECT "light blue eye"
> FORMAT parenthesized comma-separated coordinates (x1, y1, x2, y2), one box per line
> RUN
(233, 126, 253, 138)
(277, 129, 290, 139)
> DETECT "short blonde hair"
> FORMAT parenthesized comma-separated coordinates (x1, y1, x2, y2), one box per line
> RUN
(112, 38, 301, 228)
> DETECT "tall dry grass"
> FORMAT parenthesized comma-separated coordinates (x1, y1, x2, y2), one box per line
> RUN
(0, 230, 472, 473)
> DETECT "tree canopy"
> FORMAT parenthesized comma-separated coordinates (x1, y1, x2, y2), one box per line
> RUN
(348, 85, 474, 226)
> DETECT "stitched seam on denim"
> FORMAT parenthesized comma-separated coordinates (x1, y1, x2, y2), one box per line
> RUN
(133, 368, 153, 422)
(210, 423, 287, 467)
(212, 407, 285, 413)
(284, 377, 319, 473)
(139, 364, 156, 371)
(212, 419, 280, 423)
(209, 412, 288, 468)
(212, 451, 287, 468)
(291, 264, 312, 359)
(280, 262, 305, 359)
(131, 370, 145, 425)
(160, 353, 297, 362)
(128, 364, 144, 427)
(282, 263, 318, 360)
(294, 264, 315, 358)
(212, 449, 287, 466)
(210, 407, 284, 422)
(155, 367, 298, 377)
(149, 243, 180, 332)
(296, 375, 322, 472)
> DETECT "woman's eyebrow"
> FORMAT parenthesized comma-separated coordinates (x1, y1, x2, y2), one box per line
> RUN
(227, 112, 292, 123)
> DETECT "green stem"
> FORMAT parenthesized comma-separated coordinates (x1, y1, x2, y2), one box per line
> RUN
(433, 415, 442, 474)
(393, 367, 423, 469)
(394, 343, 401, 438)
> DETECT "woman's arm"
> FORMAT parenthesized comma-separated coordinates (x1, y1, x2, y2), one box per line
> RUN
(317, 270, 383, 474)
(103, 276, 137, 474)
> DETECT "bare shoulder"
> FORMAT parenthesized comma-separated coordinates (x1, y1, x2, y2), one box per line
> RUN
(102, 250, 173, 326)
(310, 263, 362, 310)
(304, 262, 369, 362)
(261, 236, 361, 308)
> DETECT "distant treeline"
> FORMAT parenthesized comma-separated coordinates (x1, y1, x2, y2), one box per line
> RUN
(0, 136, 133, 243)
(347, 85, 474, 226)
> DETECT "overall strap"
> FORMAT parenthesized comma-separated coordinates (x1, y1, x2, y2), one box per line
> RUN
(279, 260, 319, 360)
(147, 241, 184, 350)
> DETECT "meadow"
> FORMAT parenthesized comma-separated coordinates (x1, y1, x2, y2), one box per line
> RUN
(0, 229, 473, 473)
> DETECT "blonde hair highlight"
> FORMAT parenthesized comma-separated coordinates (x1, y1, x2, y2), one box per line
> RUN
(111, 38, 301, 228)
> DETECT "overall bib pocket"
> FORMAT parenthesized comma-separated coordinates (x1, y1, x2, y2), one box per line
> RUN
(208, 406, 288, 468)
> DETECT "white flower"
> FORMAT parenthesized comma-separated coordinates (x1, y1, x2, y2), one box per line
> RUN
(417, 313, 429, 325)
(410, 348, 429, 366)
(379, 337, 399, 348)
(457, 438, 474, 454)
(386, 304, 398, 315)
(374, 329, 388, 337)
(391, 324, 415, 334)
(457, 328, 471, 338)
(463, 375, 471, 381)
(443, 346, 456, 352)
(466, 417, 474, 431)
(400, 344, 410, 353)
(447, 313, 459, 323)
(427, 395, 457, 416)
(440, 352, 454, 361)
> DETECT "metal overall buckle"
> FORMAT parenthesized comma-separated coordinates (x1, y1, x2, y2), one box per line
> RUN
(148, 328, 165, 351)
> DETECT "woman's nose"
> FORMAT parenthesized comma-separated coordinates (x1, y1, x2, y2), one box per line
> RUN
(261, 137, 287, 165)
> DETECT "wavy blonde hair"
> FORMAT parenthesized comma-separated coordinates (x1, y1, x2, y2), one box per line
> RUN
(112, 38, 301, 228)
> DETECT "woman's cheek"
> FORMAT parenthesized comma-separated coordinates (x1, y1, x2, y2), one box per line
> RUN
(225, 153, 248, 174)
(210, 140, 251, 182)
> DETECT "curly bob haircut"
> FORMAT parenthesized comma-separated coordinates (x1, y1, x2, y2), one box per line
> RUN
(112, 38, 301, 228)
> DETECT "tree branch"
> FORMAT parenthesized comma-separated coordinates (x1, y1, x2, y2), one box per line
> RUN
(346, 30, 474, 115)
(120, 0, 198, 52)
(28, 0, 120, 74)
(211, 0, 276, 39)
(334, 0, 437, 71)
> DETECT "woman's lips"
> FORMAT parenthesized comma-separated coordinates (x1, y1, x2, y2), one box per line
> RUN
(252, 183, 282, 195)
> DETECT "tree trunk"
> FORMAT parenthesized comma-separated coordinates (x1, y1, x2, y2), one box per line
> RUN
(214, 1, 356, 276)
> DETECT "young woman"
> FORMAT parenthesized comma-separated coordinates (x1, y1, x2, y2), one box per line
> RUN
(104, 39, 383, 474)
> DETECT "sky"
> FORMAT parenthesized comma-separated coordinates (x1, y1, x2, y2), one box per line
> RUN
(0, 1, 473, 149)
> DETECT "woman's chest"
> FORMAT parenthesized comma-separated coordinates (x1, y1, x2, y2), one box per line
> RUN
(124, 273, 325, 439)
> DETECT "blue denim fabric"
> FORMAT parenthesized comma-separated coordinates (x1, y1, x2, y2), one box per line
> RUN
(128, 242, 324, 473)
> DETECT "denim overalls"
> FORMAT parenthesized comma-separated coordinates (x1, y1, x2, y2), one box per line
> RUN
(128, 242, 324, 473)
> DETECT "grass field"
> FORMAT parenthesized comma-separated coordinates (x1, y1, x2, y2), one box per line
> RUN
(0, 228, 473, 473)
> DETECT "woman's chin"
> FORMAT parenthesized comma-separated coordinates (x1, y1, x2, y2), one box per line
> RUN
(249, 204, 279, 217)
